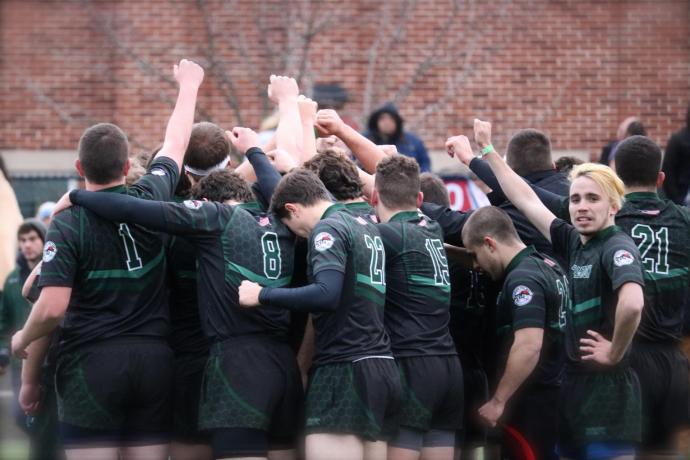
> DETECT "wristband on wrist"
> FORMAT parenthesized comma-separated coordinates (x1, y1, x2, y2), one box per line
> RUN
(478, 144, 494, 158)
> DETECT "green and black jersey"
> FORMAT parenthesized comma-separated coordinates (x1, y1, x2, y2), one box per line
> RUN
(378, 210, 455, 357)
(307, 204, 391, 366)
(39, 157, 179, 354)
(615, 192, 690, 343)
(166, 197, 209, 355)
(495, 246, 566, 386)
(550, 219, 645, 369)
(148, 200, 295, 341)
(344, 201, 379, 224)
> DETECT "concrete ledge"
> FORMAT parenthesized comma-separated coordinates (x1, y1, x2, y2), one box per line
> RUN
(1, 150, 77, 176)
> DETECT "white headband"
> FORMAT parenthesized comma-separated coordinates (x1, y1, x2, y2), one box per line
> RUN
(184, 156, 230, 176)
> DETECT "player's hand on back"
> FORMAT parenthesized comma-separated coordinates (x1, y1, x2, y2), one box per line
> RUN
(173, 59, 205, 89)
(266, 149, 299, 174)
(473, 118, 492, 149)
(315, 109, 346, 138)
(51, 191, 73, 218)
(238, 280, 262, 308)
(267, 75, 299, 104)
(446, 135, 474, 166)
(19, 381, 42, 415)
(227, 128, 261, 156)
(298, 95, 318, 124)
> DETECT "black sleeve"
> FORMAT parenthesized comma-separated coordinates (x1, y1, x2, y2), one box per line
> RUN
(470, 158, 568, 219)
(259, 269, 344, 313)
(70, 190, 225, 236)
(71, 189, 166, 229)
(246, 147, 281, 208)
(549, 219, 578, 263)
(129, 156, 180, 201)
(420, 202, 470, 247)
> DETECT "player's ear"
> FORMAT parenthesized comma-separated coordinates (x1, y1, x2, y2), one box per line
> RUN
(285, 203, 299, 217)
(122, 158, 131, 177)
(416, 191, 424, 208)
(483, 236, 496, 252)
(74, 159, 85, 178)
(370, 189, 379, 207)
(656, 171, 665, 189)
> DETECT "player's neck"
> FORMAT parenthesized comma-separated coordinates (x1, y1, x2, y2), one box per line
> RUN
(501, 243, 527, 272)
(85, 178, 126, 192)
(624, 185, 656, 195)
(377, 204, 415, 223)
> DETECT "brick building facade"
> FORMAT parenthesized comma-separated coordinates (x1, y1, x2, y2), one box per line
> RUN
(1, 0, 689, 168)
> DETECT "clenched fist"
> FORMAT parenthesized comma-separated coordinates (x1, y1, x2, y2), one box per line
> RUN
(298, 95, 318, 123)
(268, 75, 299, 104)
(473, 118, 492, 149)
(174, 59, 204, 89)
(227, 127, 260, 155)
(445, 135, 474, 166)
(315, 109, 346, 137)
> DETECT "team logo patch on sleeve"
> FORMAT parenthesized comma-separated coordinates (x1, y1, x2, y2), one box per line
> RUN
(512, 285, 533, 306)
(314, 232, 335, 252)
(150, 168, 166, 176)
(43, 241, 57, 262)
(614, 249, 634, 267)
(183, 200, 203, 210)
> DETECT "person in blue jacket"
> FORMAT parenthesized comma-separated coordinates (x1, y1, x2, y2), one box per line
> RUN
(365, 103, 431, 172)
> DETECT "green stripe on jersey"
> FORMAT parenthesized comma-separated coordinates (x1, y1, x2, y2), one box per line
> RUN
(226, 261, 291, 287)
(355, 274, 386, 294)
(643, 267, 689, 281)
(409, 274, 451, 291)
(573, 297, 601, 314)
(85, 248, 165, 279)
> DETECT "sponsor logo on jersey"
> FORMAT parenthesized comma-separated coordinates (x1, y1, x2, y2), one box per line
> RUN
(572, 264, 592, 279)
(640, 209, 660, 216)
(43, 241, 57, 262)
(183, 200, 203, 210)
(512, 285, 534, 306)
(150, 168, 166, 176)
(314, 232, 335, 252)
(613, 249, 634, 267)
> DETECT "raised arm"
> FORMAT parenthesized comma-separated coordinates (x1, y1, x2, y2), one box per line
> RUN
(268, 75, 304, 163)
(447, 120, 557, 242)
(315, 109, 387, 174)
(154, 59, 205, 172)
(228, 128, 281, 204)
(298, 95, 318, 161)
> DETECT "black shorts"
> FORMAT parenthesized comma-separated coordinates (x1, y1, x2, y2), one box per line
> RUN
(198, 337, 303, 443)
(558, 366, 641, 449)
(630, 341, 690, 450)
(456, 366, 489, 448)
(56, 339, 173, 446)
(504, 385, 559, 460)
(305, 357, 402, 441)
(396, 355, 463, 432)
(173, 353, 210, 444)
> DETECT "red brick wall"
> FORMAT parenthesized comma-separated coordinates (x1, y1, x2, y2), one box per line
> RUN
(1, 0, 689, 159)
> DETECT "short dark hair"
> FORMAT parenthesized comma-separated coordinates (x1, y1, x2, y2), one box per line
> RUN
(270, 169, 330, 219)
(193, 169, 254, 204)
(302, 151, 363, 201)
(461, 206, 520, 249)
(185, 122, 230, 181)
(625, 121, 646, 137)
(419, 173, 449, 207)
(78, 123, 129, 184)
(554, 156, 583, 174)
(614, 135, 661, 187)
(506, 129, 552, 177)
(375, 155, 420, 209)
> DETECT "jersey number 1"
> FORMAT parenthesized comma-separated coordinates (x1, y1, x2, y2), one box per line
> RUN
(118, 223, 143, 271)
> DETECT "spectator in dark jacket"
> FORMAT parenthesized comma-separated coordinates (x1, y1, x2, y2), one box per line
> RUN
(364, 103, 431, 171)
(662, 103, 690, 205)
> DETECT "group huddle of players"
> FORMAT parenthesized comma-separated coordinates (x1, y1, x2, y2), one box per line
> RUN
(9, 59, 690, 460)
